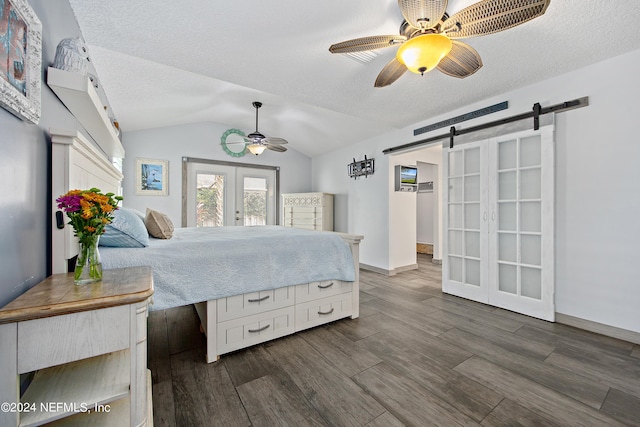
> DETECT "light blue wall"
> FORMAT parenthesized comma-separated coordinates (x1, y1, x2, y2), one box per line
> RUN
(0, 0, 84, 307)
(121, 122, 312, 226)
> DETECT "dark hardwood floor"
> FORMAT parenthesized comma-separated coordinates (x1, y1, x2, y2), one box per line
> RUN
(148, 254, 640, 426)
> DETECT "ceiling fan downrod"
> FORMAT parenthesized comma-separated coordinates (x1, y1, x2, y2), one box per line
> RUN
(253, 101, 262, 133)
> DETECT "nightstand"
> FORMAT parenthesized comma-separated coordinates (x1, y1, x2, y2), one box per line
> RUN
(0, 266, 154, 426)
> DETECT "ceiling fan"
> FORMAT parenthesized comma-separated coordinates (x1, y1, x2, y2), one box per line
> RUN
(241, 101, 288, 155)
(329, 0, 551, 87)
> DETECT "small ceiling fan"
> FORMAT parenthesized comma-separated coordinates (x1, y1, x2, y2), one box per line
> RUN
(329, 0, 551, 87)
(241, 102, 288, 155)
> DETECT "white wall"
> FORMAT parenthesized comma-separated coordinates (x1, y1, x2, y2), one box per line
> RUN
(312, 133, 393, 270)
(389, 151, 419, 270)
(121, 121, 312, 225)
(313, 48, 640, 334)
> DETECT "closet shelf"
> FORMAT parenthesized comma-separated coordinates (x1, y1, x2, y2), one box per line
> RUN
(47, 67, 124, 159)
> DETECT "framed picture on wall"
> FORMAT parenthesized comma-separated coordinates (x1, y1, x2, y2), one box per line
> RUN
(0, 0, 41, 124)
(136, 158, 168, 196)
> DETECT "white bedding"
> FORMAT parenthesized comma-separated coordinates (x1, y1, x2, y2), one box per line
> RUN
(100, 226, 356, 311)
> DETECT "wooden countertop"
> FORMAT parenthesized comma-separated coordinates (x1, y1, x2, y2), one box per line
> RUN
(0, 266, 154, 324)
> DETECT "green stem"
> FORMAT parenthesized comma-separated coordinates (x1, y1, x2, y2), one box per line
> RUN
(75, 235, 102, 282)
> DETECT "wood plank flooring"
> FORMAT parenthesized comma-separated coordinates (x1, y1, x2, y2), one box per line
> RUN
(148, 254, 640, 426)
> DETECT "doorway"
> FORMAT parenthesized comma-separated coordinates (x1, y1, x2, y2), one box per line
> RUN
(182, 158, 279, 227)
(416, 161, 438, 258)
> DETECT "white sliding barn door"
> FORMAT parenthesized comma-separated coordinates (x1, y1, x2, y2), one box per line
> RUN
(488, 127, 555, 320)
(442, 141, 489, 303)
(443, 124, 555, 321)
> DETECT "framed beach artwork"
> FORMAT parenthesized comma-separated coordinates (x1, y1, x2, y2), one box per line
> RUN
(0, 0, 41, 124)
(136, 158, 168, 196)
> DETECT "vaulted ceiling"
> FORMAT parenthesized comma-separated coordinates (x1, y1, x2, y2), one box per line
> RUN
(69, 0, 640, 157)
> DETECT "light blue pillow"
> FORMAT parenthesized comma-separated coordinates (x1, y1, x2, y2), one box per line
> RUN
(100, 208, 150, 248)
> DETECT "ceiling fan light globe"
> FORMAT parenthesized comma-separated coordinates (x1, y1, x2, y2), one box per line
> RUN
(396, 33, 452, 75)
(247, 143, 267, 156)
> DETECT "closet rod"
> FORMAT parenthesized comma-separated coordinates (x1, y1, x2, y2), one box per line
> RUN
(382, 96, 588, 154)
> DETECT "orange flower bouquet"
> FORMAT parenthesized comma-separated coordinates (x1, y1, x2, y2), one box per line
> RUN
(56, 188, 123, 283)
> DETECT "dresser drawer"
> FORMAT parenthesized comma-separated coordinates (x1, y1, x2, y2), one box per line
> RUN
(285, 206, 318, 215)
(295, 293, 353, 332)
(217, 286, 294, 322)
(295, 280, 352, 304)
(217, 306, 295, 354)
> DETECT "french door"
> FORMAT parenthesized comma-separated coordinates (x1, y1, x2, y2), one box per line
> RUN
(185, 161, 277, 227)
(443, 125, 555, 321)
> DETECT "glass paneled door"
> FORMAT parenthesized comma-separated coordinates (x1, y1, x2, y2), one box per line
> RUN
(442, 141, 489, 303)
(443, 124, 554, 321)
(488, 128, 555, 320)
(185, 162, 276, 227)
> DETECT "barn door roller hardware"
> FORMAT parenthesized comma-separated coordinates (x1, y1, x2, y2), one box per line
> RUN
(384, 97, 589, 154)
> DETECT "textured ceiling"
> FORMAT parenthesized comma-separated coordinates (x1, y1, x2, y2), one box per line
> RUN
(69, 0, 640, 157)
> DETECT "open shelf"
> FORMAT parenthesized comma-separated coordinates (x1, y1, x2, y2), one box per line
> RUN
(47, 67, 124, 159)
(19, 351, 129, 427)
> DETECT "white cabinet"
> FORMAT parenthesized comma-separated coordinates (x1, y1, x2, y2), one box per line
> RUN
(0, 267, 154, 427)
(282, 193, 334, 231)
(443, 125, 555, 321)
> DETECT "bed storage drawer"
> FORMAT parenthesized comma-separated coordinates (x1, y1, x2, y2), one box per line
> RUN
(217, 286, 294, 322)
(295, 280, 351, 304)
(217, 306, 295, 354)
(295, 293, 353, 332)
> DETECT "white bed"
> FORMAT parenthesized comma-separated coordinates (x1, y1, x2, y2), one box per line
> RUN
(51, 130, 363, 363)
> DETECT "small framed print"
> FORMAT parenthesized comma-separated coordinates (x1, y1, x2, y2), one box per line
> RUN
(136, 158, 168, 196)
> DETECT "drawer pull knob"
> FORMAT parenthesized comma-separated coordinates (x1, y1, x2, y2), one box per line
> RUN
(318, 308, 335, 316)
(248, 324, 270, 333)
(248, 295, 270, 303)
(318, 282, 334, 289)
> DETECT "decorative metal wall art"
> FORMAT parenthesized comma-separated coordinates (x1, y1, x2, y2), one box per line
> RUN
(348, 156, 374, 179)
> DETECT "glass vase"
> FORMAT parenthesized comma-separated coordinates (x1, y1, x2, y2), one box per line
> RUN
(75, 234, 102, 284)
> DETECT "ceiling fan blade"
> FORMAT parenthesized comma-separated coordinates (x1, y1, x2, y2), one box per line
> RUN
(329, 35, 406, 54)
(437, 40, 482, 78)
(441, 0, 550, 39)
(374, 58, 408, 88)
(266, 144, 287, 153)
(398, 0, 448, 31)
(263, 137, 288, 145)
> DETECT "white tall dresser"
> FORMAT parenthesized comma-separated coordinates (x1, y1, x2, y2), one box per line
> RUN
(282, 192, 334, 231)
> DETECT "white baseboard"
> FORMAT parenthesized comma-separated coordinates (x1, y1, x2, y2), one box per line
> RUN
(360, 263, 392, 276)
(360, 263, 418, 276)
(431, 258, 442, 265)
(555, 313, 640, 345)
